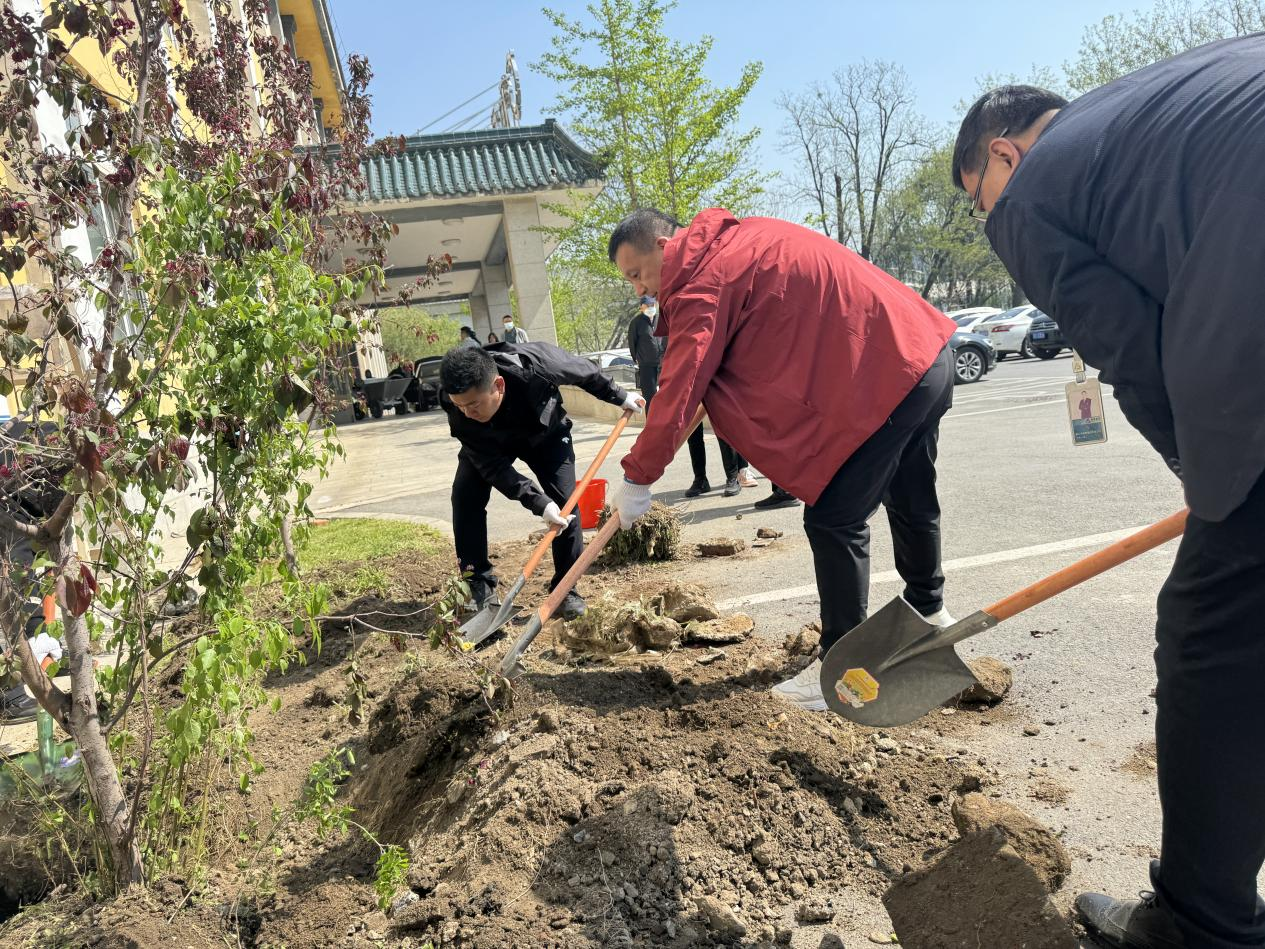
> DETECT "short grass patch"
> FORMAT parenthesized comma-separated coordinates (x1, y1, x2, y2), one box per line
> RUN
(297, 518, 444, 570)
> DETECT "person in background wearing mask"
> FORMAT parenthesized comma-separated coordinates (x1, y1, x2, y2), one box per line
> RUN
(439, 343, 644, 620)
(627, 296, 663, 408)
(501, 314, 528, 344)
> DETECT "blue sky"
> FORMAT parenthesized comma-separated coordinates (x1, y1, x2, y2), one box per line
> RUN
(325, 0, 1139, 177)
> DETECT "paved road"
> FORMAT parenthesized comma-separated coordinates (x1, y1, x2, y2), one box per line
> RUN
(312, 354, 1227, 938)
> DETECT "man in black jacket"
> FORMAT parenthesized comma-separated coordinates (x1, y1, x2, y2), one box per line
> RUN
(440, 343, 642, 620)
(627, 297, 662, 406)
(955, 37, 1265, 949)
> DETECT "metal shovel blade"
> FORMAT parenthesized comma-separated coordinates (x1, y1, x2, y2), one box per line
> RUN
(820, 597, 978, 727)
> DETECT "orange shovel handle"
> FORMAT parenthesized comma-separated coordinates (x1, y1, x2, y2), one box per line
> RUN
(985, 509, 1188, 623)
(521, 409, 632, 579)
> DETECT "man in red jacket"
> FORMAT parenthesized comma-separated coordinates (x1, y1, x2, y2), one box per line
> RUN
(610, 208, 958, 710)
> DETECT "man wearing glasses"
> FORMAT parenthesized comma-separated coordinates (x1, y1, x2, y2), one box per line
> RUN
(954, 36, 1265, 949)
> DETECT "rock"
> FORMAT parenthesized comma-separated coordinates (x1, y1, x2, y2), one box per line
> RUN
(956, 657, 1014, 705)
(1024, 724, 1042, 737)
(536, 709, 560, 733)
(883, 829, 1077, 949)
(784, 623, 821, 657)
(756, 527, 783, 539)
(951, 793, 1071, 892)
(387, 890, 419, 917)
(751, 841, 776, 867)
(797, 902, 834, 924)
(742, 653, 783, 685)
(697, 537, 746, 557)
(362, 911, 389, 933)
(658, 583, 721, 623)
(697, 648, 726, 666)
(599, 850, 616, 867)
(695, 897, 747, 939)
(868, 934, 897, 945)
(819, 935, 846, 949)
(633, 613, 683, 650)
(684, 613, 755, 645)
(509, 734, 559, 764)
(874, 737, 900, 754)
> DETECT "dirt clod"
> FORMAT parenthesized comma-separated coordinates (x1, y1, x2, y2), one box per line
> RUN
(697, 537, 746, 557)
(683, 613, 754, 645)
(784, 622, 821, 657)
(756, 527, 783, 539)
(883, 828, 1079, 949)
(695, 896, 747, 939)
(957, 657, 1013, 705)
(951, 793, 1071, 891)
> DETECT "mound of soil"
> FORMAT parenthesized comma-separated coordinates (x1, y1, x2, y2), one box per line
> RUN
(350, 629, 970, 948)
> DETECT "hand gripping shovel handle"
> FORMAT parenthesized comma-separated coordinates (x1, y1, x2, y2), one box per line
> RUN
(520, 409, 632, 579)
(983, 509, 1188, 624)
(499, 517, 621, 675)
(498, 405, 706, 676)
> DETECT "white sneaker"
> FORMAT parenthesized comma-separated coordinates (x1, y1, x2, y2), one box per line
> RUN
(921, 607, 957, 627)
(772, 658, 827, 712)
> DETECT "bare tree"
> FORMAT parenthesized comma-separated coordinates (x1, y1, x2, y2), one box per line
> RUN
(808, 61, 930, 261)
(776, 91, 838, 238)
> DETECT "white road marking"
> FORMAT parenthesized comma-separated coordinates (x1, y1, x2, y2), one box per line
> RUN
(717, 523, 1174, 610)
(945, 398, 1064, 419)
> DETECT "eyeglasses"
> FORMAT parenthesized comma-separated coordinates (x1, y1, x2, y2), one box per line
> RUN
(970, 126, 1009, 222)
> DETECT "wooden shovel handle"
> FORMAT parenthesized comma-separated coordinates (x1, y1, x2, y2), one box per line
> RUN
(536, 517, 621, 623)
(985, 509, 1188, 623)
(520, 410, 632, 579)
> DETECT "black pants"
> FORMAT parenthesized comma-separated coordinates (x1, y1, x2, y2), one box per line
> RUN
(637, 363, 660, 407)
(451, 434, 583, 594)
(687, 426, 746, 484)
(1152, 472, 1265, 947)
(804, 346, 953, 653)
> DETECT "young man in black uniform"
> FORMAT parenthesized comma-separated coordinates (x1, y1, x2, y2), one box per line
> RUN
(440, 343, 642, 620)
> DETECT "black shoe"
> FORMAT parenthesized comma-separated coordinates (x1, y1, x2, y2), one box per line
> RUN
(683, 479, 711, 498)
(1076, 875, 1187, 948)
(466, 581, 500, 613)
(0, 684, 38, 724)
(559, 592, 587, 621)
(723, 477, 741, 497)
(753, 486, 800, 510)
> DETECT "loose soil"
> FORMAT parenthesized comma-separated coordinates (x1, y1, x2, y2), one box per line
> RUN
(0, 535, 994, 948)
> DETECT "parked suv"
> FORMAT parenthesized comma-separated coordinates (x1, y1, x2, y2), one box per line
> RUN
(1027, 313, 1068, 359)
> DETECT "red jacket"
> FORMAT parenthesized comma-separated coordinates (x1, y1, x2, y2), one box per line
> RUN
(621, 210, 956, 504)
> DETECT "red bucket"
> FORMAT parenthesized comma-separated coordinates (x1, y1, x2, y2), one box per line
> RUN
(577, 478, 607, 530)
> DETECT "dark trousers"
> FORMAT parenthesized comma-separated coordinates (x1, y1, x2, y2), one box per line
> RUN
(451, 435, 583, 594)
(637, 363, 660, 407)
(804, 346, 953, 653)
(687, 426, 746, 484)
(1152, 472, 1265, 947)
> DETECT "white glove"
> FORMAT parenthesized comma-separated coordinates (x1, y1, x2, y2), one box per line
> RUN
(621, 393, 647, 415)
(616, 479, 653, 529)
(542, 501, 575, 530)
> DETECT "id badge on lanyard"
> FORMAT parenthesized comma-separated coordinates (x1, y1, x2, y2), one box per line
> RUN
(1065, 351, 1108, 446)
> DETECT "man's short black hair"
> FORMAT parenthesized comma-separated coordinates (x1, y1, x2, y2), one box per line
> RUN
(440, 346, 497, 394)
(952, 85, 1070, 189)
(607, 208, 682, 262)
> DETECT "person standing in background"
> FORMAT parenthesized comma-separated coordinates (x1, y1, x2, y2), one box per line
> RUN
(458, 326, 481, 350)
(501, 314, 528, 344)
(627, 296, 663, 408)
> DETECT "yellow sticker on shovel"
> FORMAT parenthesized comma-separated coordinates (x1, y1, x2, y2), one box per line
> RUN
(836, 667, 880, 708)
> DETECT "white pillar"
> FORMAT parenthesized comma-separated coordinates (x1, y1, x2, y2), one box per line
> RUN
(467, 293, 492, 340)
(480, 262, 513, 329)
(503, 197, 558, 346)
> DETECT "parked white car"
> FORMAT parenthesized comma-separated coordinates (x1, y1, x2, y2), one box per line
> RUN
(972, 304, 1040, 359)
(946, 307, 1003, 334)
(582, 348, 636, 386)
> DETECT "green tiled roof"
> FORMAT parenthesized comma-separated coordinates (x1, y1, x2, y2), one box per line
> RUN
(350, 120, 603, 202)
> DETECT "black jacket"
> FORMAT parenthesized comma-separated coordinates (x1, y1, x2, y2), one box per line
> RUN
(986, 34, 1265, 521)
(441, 342, 628, 514)
(627, 312, 660, 368)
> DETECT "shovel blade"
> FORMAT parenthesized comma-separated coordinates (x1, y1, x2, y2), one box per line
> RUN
(458, 604, 517, 647)
(820, 596, 978, 727)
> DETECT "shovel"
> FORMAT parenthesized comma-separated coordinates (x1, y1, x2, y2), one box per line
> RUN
(459, 409, 634, 647)
(821, 509, 1188, 727)
(498, 405, 709, 676)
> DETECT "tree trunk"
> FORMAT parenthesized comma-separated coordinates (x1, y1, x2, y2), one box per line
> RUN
(280, 516, 299, 575)
(1009, 280, 1026, 307)
(53, 523, 144, 888)
(833, 172, 846, 247)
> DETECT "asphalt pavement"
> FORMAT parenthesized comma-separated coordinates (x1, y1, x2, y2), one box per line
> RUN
(311, 353, 1224, 939)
